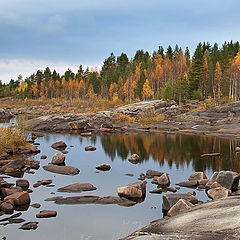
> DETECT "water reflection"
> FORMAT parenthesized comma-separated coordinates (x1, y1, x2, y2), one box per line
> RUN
(100, 133, 240, 172)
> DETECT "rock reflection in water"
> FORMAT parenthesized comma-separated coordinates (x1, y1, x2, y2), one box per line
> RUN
(100, 133, 240, 172)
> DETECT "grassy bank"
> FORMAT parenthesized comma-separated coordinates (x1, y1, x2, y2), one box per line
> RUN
(0, 127, 28, 154)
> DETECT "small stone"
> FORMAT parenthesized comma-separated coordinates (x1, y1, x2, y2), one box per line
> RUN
(40, 155, 47, 159)
(31, 203, 41, 208)
(96, 164, 111, 171)
(176, 180, 198, 188)
(36, 210, 57, 218)
(19, 221, 38, 230)
(167, 187, 178, 193)
(8, 218, 25, 223)
(125, 173, 134, 177)
(188, 191, 196, 196)
(128, 154, 140, 164)
(16, 179, 29, 191)
(85, 146, 96, 151)
(150, 188, 162, 194)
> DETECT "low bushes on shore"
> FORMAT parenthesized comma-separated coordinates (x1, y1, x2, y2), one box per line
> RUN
(0, 127, 28, 154)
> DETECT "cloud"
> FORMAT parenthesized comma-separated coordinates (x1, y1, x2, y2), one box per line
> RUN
(0, 58, 101, 83)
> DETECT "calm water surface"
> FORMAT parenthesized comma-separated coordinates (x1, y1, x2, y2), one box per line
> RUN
(1, 128, 240, 240)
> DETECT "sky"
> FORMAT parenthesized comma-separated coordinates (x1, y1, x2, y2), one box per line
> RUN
(0, 0, 240, 83)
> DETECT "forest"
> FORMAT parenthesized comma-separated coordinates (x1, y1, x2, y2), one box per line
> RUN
(1, 41, 240, 105)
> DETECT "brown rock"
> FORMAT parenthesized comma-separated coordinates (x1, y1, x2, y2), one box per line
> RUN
(198, 179, 209, 187)
(167, 187, 178, 193)
(51, 140, 67, 149)
(40, 155, 47, 159)
(162, 193, 198, 212)
(157, 173, 170, 186)
(4, 192, 30, 206)
(18, 145, 40, 154)
(31, 203, 41, 208)
(0, 158, 25, 174)
(128, 154, 140, 164)
(57, 183, 97, 193)
(96, 164, 111, 171)
(210, 181, 222, 189)
(25, 158, 40, 170)
(207, 187, 231, 200)
(19, 221, 38, 230)
(1, 186, 22, 197)
(51, 153, 65, 165)
(8, 218, 25, 223)
(146, 169, 164, 178)
(188, 172, 207, 181)
(188, 191, 196, 196)
(16, 179, 29, 191)
(85, 146, 96, 151)
(150, 188, 163, 194)
(176, 180, 198, 188)
(36, 210, 57, 218)
(80, 132, 92, 136)
(1, 202, 14, 214)
(167, 199, 194, 217)
(43, 164, 80, 175)
(117, 186, 143, 200)
(206, 171, 239, 190)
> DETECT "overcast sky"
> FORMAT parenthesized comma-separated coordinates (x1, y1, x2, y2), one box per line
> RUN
(0, 0, 240, 83)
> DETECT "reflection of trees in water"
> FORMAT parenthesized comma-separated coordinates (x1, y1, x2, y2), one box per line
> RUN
(100, 133, 240, 172)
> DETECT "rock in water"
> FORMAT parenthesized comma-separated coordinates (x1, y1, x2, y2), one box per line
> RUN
(36, 210, 57, 218)
(16, 179, 29, 191)
(206, 171, 239, 190)
(4, 192, 31, 206)
(96, 164, 111, 171)
(128, 154, 140, 164)
(207, 187, 231, 200)
(85, 146, 96, 151)
(51, 153, 65, 165)
(162, 193, 198, 212)
(19, 222, 38, 230)
(57, 183, 97, 193)
(157, 173, 170, 186)
(188, 172, 207, 181)
(51, 140, 67, 150)
(43, 164, 79, 175)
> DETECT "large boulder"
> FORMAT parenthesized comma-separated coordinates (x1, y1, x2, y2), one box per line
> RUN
(117, 181, 147, 201)
(167, 199, 194, 217)
(4, 192, 31, 206)
(156, 173, 170, 186)
(43, 164, 80, 175)
(57, 183, 97, 193)
(206, 171, 239, 190)
(51, 153, 65, 166)
(207, 187, 231, 200)
(162, 193, 198, 212)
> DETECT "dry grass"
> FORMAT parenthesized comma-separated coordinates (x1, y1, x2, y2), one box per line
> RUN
(0, 127, 28, 154)
(113, 113, 136, 123)
(137, 114, 165, 124)
(0, 97, 125, 114)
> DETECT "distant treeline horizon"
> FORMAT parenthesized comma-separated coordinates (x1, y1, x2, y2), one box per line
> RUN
(1, 40, 240, 103)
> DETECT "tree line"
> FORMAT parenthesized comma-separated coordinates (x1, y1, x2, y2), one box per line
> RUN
(1, 40, 240, 104)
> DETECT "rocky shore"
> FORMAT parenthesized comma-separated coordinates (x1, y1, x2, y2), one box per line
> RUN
(23, 100, 240, 139)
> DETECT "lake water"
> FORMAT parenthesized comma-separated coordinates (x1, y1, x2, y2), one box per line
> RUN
(1, 125, 240, 239)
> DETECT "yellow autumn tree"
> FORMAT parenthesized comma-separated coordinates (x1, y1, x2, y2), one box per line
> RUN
(142, 79, 153, 100)
(214, 61, 222, 103)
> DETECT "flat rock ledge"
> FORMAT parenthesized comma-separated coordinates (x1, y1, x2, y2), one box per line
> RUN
(43, 164, 80, 175)
(26, 100, 176, 131)
(122, 196, 240, 240)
